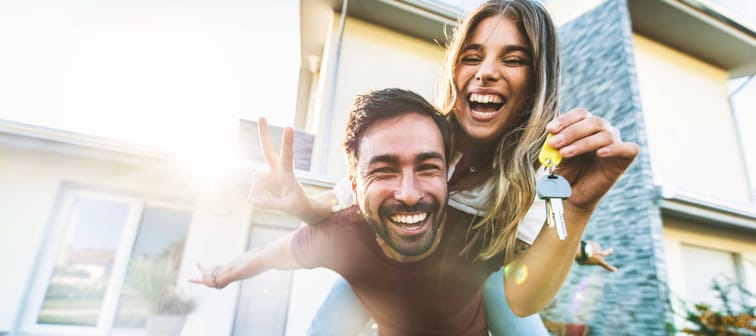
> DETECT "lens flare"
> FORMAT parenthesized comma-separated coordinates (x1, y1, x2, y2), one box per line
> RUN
(504, 263, 529, 285)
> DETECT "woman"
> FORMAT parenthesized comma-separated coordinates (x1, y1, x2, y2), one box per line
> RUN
(207, 0, 636, 334)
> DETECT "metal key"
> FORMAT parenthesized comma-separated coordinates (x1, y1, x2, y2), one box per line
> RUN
(536, 173, 571, 240)
(537, 132, 570, 240)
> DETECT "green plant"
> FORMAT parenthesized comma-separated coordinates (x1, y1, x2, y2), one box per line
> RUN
(130, 256, 195, 315)
(668, 277, 755, 336)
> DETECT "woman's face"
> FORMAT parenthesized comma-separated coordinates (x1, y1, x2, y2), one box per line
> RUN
(453, 15, 534, 144)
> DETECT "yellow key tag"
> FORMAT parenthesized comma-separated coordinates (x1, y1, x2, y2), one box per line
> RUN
(538, 133, 562, 171)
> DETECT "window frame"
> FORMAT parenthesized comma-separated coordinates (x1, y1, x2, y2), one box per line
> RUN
(20, 187, 192, 335)
(663, 216, 756, 332)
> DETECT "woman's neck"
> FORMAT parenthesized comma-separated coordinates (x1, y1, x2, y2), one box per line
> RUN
(449, 132, 498, 191)
(455, 131, 497, 168)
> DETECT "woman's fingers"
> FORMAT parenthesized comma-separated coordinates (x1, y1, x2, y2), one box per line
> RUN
(547, 109, 625, 159)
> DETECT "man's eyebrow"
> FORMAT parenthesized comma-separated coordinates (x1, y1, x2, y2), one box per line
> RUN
(462, 43, 531, 55)
(416, 152, 445, 164)
(366, 152, 443, 166)
(367, 154, 399, 166)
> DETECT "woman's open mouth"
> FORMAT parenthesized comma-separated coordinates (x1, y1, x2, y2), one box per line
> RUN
(468, 93, 505, 120)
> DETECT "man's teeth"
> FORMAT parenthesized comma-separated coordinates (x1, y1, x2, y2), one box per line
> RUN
(469, 93, 503, 104)
(389, 213, 427, 224)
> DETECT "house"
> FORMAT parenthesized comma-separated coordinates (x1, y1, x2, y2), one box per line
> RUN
(0, 0, 754, 335)
(542, 0, 756, 334)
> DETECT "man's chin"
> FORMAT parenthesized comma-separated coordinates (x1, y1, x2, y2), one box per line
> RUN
(383, 223, 438, 257)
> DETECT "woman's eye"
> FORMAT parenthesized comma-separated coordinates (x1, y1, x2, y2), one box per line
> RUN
(460, 55, 481, 64)
(503, 57, 527, 66)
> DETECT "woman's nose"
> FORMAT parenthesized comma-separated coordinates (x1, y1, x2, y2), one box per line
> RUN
(475, 57, 500, 82)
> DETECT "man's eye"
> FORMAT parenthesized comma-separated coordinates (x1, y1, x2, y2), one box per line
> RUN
(418, 164, 442, 174)
(371, 167, 396, 175)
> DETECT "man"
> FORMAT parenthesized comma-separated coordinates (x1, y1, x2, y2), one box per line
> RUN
(192, 88, 499, 335)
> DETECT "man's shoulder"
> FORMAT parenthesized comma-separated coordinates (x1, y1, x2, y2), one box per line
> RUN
(307, 205, 368, 236)
(291, 205, 373, 270)
(313, 205, 365, 227)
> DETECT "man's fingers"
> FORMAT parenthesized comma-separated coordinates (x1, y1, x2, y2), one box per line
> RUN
(280, 127, 294, 172)
(248, 171, 269, 200)
(258, 118, 280, 168)
(189, 263, 206, 284)
(600, 261, 618, 272)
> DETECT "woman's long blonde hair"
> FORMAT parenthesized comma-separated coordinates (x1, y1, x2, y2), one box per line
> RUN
(439, 0, 561, 261)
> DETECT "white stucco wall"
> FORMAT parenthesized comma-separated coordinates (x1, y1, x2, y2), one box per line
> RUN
(633, 34, 752, 206)
(310, 14, 446, 177)
(0, 137, 252, 335)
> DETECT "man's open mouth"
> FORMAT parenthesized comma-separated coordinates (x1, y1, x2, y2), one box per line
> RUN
(388, 212, 429, 233)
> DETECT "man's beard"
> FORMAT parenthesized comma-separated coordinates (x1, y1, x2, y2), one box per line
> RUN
(365, 198, 444, 257)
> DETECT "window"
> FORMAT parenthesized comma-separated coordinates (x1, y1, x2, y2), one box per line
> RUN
(232, 226, 293, 336)
(232, 209, 301, 336)
(680, 244, 742, 307)
(22, 188, 192, 335)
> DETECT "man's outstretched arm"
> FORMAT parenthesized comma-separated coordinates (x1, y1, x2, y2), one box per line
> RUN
(190, 233, 302, 289)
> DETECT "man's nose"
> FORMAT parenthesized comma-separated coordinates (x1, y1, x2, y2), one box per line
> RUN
(394, 174, 423, 206)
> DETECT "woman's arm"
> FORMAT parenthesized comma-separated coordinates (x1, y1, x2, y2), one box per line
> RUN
(504, 108, 638, 316)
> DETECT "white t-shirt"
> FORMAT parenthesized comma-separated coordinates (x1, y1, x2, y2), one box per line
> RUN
(333, 152, 547, 245)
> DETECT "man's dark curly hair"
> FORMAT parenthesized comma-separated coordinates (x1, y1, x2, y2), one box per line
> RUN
(343, 88, 451, 173)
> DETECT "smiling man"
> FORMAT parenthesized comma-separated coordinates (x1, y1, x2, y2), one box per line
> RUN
(192, 88, 502, 335)
(290, 89, 505, 335)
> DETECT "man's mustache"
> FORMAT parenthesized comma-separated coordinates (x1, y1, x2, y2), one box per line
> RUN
(378, 200, 439, 217)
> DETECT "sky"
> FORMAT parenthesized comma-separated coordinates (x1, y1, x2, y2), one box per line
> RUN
(0, 0, 300, 164)
(0, 0, 753, 193)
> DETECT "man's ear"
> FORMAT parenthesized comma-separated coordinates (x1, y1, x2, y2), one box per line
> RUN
(348, 174, 357, 196)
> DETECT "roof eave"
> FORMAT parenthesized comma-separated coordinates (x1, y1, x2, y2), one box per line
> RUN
(629, 0, 756, 78)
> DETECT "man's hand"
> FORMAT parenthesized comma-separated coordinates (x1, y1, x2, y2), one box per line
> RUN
(188, 263, 226, 289)
(248, 118, 313, 219)
(578, 240, 617, 272)
(545, 108, 640, 211)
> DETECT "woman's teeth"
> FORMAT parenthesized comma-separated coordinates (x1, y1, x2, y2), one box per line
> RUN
(469, 93, 503, 104)
(469, 93, 505, 114)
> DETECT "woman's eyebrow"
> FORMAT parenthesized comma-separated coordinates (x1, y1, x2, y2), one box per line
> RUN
(462, 43, 531, 54)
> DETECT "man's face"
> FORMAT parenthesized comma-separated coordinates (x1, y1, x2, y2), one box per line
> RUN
(351, 112, 448, 261)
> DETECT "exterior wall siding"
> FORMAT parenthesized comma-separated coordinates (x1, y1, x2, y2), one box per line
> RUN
(543, 0, 670, 334)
